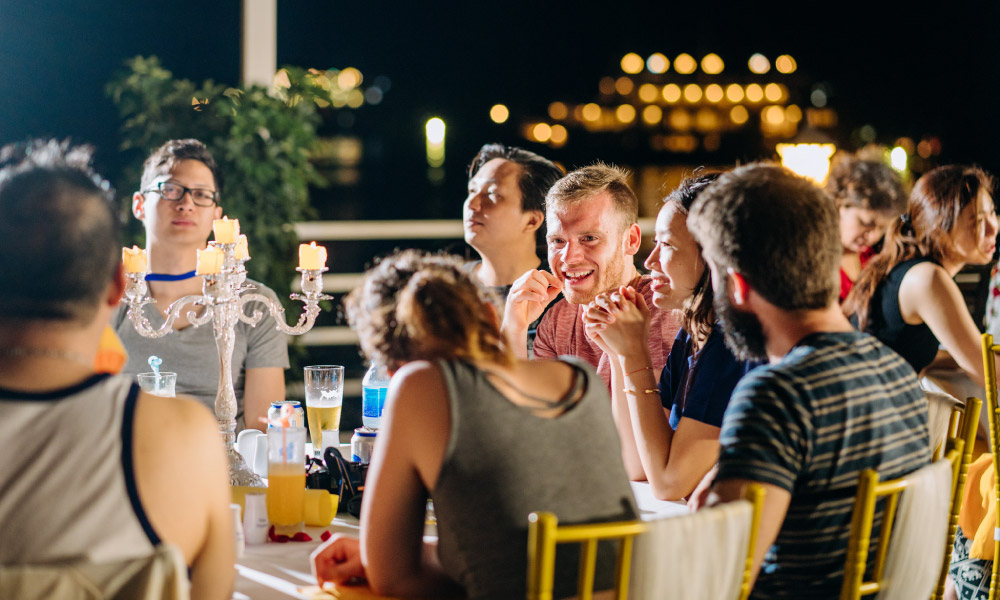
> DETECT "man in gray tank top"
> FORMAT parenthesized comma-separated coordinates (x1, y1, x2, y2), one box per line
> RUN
(0, 140, 234, 599)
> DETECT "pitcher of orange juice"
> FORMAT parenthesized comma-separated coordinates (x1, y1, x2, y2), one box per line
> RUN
(266, 426, 306, 535)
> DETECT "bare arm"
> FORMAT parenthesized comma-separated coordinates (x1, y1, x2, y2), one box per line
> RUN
(707, 479, 791, 589)
(243, 366, 285, 432)
(134, 393, 234, 600)
(899, 262, 986, 386)
(358, 363, 462, 597)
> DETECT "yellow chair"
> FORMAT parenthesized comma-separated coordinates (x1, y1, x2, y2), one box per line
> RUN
(931, 396, 981, 600)
(981, 332, 1000, 600)
(527, 484, 764, 600)
(840, 452, 959, 600)
(526, 512, 647, 600)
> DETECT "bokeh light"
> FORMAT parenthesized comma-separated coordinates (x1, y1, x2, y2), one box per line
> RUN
(638, 83, 659, 103)
(548, 102, 568, 120)
(616, 104, 636, 123)
(748, 53, 770, 74)
(745, 84, 764, 102)
(726, 84, 745, 103)
(647, 53, 669, 74)
(642, 104, 663, 125)
(490, 104, 509, 123)
(662, 84, 682, 103)
(730, 105, 749, 124)
(683, 84, 702, 103)
(674, 53, 697, 74)
(621, 53, 644, 74)
(701, 53, 724, 74)
(705, 84, 724, 103)
(775, 55, 797, 74)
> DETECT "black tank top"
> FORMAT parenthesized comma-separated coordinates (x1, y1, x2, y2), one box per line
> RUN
(864, 257, 940, 373)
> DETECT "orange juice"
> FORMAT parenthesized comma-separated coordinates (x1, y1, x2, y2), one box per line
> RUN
(266, 462, 305, 528)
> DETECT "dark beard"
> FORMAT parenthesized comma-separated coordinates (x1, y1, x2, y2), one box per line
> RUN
(713, 283, 769, 362)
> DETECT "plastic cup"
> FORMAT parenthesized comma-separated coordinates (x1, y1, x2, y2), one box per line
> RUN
(136, 372, 177, 397)
(266, 426, 306, 535)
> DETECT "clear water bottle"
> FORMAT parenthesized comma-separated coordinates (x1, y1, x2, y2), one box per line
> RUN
(361, 361, 390, 429)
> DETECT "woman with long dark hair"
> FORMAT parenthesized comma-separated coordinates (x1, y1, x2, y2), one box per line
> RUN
(310, 250, 636, 600)
(582, 174, 756, 501)
(843, 165, 997, 386)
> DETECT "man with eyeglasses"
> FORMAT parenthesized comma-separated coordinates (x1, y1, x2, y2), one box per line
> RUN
(112, 139, 289, 432)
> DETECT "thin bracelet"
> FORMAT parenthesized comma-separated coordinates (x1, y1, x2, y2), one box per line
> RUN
(625, 365, 655, 377)
(624, 388, 660, 396)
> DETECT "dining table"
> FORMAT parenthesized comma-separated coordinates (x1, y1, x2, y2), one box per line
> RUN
(232, 480, 689, 600)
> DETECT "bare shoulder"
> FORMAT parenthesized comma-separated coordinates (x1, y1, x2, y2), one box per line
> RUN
(386, 361, 449, 414)
(133, 391, 219, 445)
(899, 261, 963, 323)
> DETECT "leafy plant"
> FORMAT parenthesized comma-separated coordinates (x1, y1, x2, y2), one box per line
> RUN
(106, 55, 326, 307)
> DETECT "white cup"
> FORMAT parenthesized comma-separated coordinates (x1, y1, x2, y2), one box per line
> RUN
(235, 429, 269, 477)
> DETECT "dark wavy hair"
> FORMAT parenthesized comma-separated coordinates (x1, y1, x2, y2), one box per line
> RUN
(140, 138, 223, 199)
(825, 156, 906, 215)
(663, 173, 720, 343)
(468, 143, 563, 215)
(844, 164, 994, 329)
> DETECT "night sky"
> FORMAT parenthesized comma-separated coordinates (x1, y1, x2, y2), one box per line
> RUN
(2, 0, 999, 206)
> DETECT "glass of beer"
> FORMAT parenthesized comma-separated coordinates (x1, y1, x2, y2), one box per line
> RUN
(303, 365, 344, 456)
(266, 426, 306, 535)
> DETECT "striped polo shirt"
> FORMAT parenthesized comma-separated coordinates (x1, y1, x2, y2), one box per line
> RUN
(716, 331, 930, 599)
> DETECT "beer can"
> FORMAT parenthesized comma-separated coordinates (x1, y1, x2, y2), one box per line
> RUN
(351, 427, 377, 464)
(267, 400, 304, 429)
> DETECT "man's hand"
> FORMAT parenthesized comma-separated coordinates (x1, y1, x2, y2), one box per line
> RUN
(501, 269, 561, 358)
(687, 464, 718, 512)
(311, 535, 366, 587)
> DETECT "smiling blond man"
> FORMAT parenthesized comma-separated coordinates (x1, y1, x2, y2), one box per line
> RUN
(502, 164, 679, 386)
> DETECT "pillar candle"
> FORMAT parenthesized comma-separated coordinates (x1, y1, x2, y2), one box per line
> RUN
(213, 217, 240, 244)
(196, 246, 225, 275)
(234, 235, 250, 260)
(298, 242, 327, 270)
(122, 246, 147, 273)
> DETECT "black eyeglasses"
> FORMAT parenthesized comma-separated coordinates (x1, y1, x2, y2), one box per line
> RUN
(145, 181, 218, 207)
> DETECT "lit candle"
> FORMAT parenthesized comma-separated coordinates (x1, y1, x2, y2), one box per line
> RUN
(122, 246, 147, 273)
(298, 242, 327, 270)
(196, 246, 225, 275)
(213, 217, 240, 244)
(234, 235, 250, 260)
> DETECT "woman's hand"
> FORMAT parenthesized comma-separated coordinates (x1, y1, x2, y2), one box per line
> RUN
(586, 286, 651, 359)
(311, 535, 366, 587)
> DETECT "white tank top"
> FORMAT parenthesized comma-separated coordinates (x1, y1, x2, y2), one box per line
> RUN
(0, 374, 158, 564)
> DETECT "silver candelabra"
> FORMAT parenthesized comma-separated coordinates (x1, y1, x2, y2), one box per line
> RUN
(122, 241, 330, 486)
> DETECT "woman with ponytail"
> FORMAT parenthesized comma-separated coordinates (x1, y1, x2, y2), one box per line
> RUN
(311, 250, 636, 600)
(843, 165, 997, 386)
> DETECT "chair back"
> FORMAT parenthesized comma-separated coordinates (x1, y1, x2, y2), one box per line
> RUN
(0, 544, 189, 600)
(628, 484, 763, 600)
(981, 332, 1000, 600)
(931, 396, 982, 600)
(527, 512, 648, 600)
(926, 390, 963, 461)
(839, 454, 956, 600)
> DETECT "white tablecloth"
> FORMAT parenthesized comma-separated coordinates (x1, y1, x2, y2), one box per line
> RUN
(233, 481, 687, 599)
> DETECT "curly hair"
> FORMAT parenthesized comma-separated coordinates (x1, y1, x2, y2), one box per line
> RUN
(344, 250, 512, 371)
(825, 156, 906, 215)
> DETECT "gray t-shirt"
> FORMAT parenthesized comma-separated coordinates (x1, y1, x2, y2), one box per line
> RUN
(433, 357, 637, 599)
(113, 279, 290, 430)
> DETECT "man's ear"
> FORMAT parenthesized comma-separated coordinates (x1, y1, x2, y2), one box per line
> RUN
(726, 268, 752, 308)
(523, 209, 544, 234)
(132, 192, 145, 220)
(623, 222, 642, 256)
(107, 261, 126, 306)
(213, 204, 223, 220)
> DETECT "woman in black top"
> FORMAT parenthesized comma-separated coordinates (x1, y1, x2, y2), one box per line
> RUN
(844, 165, 997, 386)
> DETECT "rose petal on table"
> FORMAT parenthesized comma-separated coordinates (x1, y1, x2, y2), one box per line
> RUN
(292, 531, 312, 542)
(320, 530, 332, 541)
(276, 534, 291, 543)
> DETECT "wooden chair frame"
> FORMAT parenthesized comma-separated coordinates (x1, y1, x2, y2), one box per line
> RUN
(840, 450, 961, 600)
(527, 484, 764, 600)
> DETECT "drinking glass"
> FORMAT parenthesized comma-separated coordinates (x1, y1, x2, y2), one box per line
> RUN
(303, 365, 344, 456)
(136, 372, 177, 397)
(266, 426, 306, 535)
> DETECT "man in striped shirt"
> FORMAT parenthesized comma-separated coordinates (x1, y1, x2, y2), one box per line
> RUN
(687, 164, 930, 599)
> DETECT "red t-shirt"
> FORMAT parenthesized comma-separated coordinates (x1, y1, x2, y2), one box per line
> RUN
(839, 247, 875, 303)
(532, 274, 680, 389)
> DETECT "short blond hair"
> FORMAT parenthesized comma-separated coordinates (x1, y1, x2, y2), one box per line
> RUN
(545, 163, 638, 232)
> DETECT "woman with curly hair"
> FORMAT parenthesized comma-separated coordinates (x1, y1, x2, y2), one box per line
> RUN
(310, 250, 636, 600)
